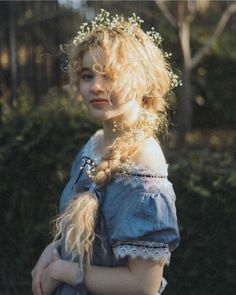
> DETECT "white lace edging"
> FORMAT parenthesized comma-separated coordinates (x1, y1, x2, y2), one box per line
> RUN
(81, 130, 176, 202)
(114, 174, 176, 201)
(84, 129, 170, 175)
(113, 241, 171, 266)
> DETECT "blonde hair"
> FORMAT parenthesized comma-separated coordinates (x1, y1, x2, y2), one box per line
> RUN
(54, 20, 173, 270)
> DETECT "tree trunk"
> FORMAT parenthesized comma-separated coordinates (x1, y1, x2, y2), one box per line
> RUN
(177, 1, 193, 142)
(8, 1, 17, 108)
(177, 65, 192, 141)
(155, 0, 236, 144)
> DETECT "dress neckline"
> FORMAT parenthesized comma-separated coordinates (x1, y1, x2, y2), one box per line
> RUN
(84, 129, 169, 177)
(88, 129, 104, 164)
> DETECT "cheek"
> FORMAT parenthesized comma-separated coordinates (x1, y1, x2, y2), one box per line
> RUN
(79, 83, 91, 108)
(79, 82, 88, 98)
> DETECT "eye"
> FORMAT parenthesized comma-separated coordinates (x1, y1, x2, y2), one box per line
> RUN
(81, 72, 94, 81)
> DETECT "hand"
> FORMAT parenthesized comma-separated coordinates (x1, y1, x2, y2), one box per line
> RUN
(32, 240, 61, 295)
(40, 261, 61, 295)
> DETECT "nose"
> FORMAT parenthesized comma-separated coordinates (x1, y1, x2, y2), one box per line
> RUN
(91, 74, 105, 93)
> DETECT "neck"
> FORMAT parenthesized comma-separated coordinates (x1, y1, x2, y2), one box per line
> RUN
(102, 104, 141, 147)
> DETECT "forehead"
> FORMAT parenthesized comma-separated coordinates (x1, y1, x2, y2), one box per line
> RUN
(81, 48, 106, 69)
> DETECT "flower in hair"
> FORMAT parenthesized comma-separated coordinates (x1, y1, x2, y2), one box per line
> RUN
(72, 9, 145, 46)
(61, 9, 182, 89)
(146, 27, 163, 46)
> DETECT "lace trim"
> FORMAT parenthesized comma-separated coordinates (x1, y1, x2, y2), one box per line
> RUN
(81, 130, 176, 201)
(113, 241, 171, 266)
(118, 158, 169, 177)
(84, 129, 169, 175)
(114, 174, 176, 201)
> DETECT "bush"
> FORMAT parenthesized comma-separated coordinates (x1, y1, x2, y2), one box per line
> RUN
(0, 91, 235, 294)
(0, 90, 99, 294)
(165, 147, 236, 295)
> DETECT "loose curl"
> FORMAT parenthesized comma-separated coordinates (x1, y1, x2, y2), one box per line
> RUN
(53, 20, 173, 271)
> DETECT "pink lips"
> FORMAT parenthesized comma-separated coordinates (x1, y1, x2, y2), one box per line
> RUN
(90, 98, 109, 107)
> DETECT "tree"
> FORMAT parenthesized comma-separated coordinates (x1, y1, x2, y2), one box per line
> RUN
(155, 0, 236, 138)
(0, 0, 83, 111)
(8, 1, 17, 108)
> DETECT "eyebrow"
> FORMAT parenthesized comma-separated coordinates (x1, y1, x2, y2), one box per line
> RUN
(80, 67, 92, 72)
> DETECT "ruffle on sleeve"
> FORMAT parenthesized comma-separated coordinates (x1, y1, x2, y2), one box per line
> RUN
(103, 168, 180, 266)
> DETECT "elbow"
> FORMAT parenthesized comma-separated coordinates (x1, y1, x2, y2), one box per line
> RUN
(137, 281, 161, 295)
(142, 288, 161, 295)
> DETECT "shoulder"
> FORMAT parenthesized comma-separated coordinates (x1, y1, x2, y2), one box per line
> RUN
(110, 136, 171, 194)
(131, 137, 168, 174)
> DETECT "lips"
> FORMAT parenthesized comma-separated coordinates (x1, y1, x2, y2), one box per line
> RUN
(89, 98, 110, 109)
(90, 98, 109, 103)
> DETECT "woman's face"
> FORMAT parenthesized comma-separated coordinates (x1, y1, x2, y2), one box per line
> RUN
(79, 50, 141, 122)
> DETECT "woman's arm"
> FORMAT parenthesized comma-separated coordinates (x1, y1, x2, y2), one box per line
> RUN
(50, 257, 164, 295)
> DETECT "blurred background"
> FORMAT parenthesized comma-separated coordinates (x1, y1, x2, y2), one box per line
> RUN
(0, 1, 236, 294)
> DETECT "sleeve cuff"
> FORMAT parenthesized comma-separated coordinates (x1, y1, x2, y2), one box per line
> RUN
(112, 241, 171, 265)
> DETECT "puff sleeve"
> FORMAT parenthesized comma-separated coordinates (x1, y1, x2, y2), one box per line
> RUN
(102, 170, 180, 266)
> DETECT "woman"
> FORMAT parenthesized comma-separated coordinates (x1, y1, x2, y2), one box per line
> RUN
(31, 10, 180, 295)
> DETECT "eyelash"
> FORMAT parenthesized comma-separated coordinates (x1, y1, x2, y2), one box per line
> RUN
(81, 73, 94, 81)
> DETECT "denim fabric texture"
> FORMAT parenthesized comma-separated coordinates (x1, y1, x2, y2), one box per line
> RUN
(53, 130, 180, 295)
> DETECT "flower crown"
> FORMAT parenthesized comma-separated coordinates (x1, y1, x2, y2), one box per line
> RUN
(61, 9, 182, 89)
(72, 9, 162, 46)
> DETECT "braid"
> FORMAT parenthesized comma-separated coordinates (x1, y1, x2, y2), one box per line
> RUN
(94, 108, 158, 186)
(53, 191, 99, 272)
(53, 107, 163, 271)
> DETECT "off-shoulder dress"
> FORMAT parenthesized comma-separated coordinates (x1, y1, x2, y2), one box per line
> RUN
(53, 129, 180, 295)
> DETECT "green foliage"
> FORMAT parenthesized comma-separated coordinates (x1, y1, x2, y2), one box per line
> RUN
(1, 88, 235, 294)
(0, 89, 99, 293)
(165, 147, 236, 295)
(1, 0, 236, 129)
(194, 56, 236, 127)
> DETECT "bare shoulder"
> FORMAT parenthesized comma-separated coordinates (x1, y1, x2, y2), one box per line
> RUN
(132, 137, 167, 171)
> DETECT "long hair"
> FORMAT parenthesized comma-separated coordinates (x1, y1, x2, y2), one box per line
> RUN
(54, 20, 173, 271)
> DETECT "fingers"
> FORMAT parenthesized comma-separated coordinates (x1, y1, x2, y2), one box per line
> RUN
(32, 277, 44, 295)
(32, 243, 59, 295)
(31, 267, 44, 295)
(35, 285, 44, 295)
(39, 281, 44, 295)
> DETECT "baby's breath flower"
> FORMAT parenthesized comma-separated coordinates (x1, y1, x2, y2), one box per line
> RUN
(60, 9, 182, 91)
(146, 27, 163, 46)
(164, 52, 172, 59)
(169, 72, 182, 88)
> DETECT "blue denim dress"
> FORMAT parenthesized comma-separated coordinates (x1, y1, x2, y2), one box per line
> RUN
(53, 130, 180, 295)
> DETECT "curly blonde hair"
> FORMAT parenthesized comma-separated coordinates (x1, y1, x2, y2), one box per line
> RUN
(54, 19, 173, 270)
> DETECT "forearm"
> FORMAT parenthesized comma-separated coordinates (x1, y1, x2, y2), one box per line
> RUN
(54, 260, 145, 295)
(85, 265, 143, 295)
